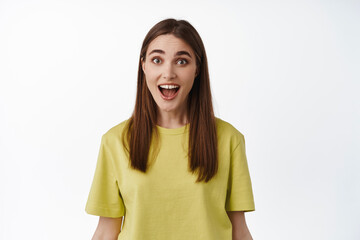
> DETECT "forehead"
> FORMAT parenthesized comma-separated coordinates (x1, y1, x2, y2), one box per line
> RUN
(147, 34, 194, 55)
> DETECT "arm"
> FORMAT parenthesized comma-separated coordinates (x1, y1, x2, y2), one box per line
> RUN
(226, 211, 253, 240)
(91, 216, 123, 240)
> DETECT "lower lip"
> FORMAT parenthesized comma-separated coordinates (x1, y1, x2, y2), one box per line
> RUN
(158, 87, 180, 100)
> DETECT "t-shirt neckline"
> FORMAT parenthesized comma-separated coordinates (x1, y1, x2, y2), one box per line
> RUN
(156, 123, 190, 135)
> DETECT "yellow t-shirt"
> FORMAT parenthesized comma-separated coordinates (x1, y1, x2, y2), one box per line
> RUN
(85, 117, 255, 240)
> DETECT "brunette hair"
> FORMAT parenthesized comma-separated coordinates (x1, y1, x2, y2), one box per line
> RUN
(122, 18, 218, 183)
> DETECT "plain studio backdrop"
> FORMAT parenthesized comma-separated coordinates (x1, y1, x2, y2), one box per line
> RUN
(0, 0, 359, 239)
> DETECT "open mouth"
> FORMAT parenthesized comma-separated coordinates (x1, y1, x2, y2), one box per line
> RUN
(158, 84, 180, 99)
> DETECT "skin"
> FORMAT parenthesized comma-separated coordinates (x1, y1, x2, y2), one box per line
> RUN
(141, 34, 198, 129)
(227, 211, 253, 240)
(91, 216, 122, 240)
(91, 34, 253, 240)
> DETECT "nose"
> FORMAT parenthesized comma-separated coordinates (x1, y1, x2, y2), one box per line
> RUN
(162, 62, 176, 80)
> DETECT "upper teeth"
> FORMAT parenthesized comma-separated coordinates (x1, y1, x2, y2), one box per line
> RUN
(159, 85, 179, 89)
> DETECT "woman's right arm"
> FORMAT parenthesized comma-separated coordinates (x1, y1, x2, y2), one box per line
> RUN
(91, 216, 123, 240)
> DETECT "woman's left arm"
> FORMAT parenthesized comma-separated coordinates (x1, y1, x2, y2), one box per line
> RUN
(226, 211, 253, 240)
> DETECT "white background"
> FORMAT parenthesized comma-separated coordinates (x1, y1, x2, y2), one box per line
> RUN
(0, 0, 359, 239)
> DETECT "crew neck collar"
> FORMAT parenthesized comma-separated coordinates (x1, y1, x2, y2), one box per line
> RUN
(156, 123, 190, 135)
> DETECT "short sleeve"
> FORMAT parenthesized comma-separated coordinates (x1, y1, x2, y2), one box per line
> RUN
(85, 134, 125, 217)
(225, 134, 255, 212)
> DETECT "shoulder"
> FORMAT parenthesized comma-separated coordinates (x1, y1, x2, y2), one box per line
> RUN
(215, 117, 245, 147)
(215, 117, 244, 137)
(101, 119, 130, 144)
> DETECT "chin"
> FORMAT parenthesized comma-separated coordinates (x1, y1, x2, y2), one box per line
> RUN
(154, 97, 186, 114)
(156, 102, 181, 113)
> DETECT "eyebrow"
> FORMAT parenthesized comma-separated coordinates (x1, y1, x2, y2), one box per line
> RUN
(148, 49, 192, 58)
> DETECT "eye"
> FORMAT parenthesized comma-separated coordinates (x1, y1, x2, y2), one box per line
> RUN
(152, 58, 162, 64)
(176, 59, 188, 65)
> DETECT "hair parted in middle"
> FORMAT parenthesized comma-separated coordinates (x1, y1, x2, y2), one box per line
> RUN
(122, 18, 218, 183)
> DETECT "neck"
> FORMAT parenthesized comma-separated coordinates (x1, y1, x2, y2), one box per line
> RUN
(157, 108, 188, 129)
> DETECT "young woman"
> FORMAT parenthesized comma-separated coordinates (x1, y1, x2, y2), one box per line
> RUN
(85, 18, 255, 240)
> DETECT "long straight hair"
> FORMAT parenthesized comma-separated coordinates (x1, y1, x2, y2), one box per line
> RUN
(122, 18, 218, 183)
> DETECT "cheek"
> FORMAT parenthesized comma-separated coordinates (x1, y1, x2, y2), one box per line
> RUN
(181, 69, 196, 87)
(143, 74, 154, 91)
(144, 70, 156, 85)
(188, 79, 195, 91)
(145, 78, 157, 93)
(144, 67, 160, 82)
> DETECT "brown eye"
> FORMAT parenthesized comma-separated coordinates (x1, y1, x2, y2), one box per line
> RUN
(177, 59, 187, 65)
(152, 58, 161, 64)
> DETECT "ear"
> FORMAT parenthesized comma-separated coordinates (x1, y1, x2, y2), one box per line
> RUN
(141, 57, 146, 73)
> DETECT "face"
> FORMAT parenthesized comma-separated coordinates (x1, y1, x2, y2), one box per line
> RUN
(142, 34, 198, 117)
